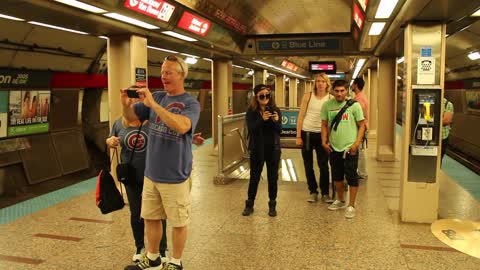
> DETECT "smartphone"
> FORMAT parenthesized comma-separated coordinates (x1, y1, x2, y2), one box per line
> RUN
(126, 89, 140, 98)
(265, 105, 272, 113)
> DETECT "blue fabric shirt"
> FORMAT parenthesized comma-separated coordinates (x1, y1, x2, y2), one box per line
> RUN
(133, 91, 200, 183)
(109, 118, 148, 175)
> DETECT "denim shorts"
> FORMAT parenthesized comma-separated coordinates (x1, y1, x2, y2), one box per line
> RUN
(330, 150, 359, 186)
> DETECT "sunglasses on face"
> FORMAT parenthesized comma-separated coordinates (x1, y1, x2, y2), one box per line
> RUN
(165, 55, 185, 73)
(258, 93, 271, 100)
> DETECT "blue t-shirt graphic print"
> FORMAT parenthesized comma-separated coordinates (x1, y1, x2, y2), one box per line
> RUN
(133, 91, 200, 183)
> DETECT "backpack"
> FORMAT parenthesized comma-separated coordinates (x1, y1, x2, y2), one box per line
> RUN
(96, 148, 125, 214)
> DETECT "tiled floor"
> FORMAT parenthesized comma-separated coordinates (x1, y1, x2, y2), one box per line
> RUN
(0, 137, 479, 269)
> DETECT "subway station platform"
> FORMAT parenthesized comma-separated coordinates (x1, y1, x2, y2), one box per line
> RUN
(0, 135, 479, 270)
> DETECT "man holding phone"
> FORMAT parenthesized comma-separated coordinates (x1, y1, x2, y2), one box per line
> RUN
(122, 55, 200, 270)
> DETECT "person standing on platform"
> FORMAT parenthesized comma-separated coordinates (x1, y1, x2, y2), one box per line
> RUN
(242, 84, 282, 217)
(352, 78, 369, 179)
(441, 97, 454, 165)
(321, 80, 365, 219)
(296, 73, 333, 203)
(106, 116, 168, 264)
(123, 55, 200, 270)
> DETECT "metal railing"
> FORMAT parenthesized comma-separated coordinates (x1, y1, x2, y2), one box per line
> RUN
(214, 112, 248, 184)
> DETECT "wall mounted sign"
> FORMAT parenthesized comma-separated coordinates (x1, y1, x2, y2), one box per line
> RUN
(177, 11, 211, 36)
(124, 0, 175, 22)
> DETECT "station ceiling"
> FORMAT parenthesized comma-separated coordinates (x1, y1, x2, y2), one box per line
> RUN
(0, 0, 479, 82)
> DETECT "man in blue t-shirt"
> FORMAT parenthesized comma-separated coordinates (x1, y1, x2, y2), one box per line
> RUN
(122, 56, 200, 270)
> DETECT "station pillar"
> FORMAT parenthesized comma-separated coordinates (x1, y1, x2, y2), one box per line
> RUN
(275, 74, 286, 107)
(289, 78, 298, 108)
(399, 23, 446, 223)
(253, 69, 267, 86)
(107, 35, 147, 175)
(376, 57, 396, 161)
(107, 35, 147, 126)
(211, 59, 232, 146)
(368, 68, 378, 139)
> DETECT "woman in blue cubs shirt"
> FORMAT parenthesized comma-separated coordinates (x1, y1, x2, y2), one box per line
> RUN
(106, 117, 168, 263)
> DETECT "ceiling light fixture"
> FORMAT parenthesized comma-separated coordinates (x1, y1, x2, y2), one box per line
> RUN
(180, 53, 199, 58)
(53, 0, 107, 13)
(397, 56, 405, 64)
(468, 52, 480, 60)
(28, 21, 89, 35)
(103, 13, 159, 29)
(471, 8, 480, 17)
(369, 22, 386, 35)
(185, 57, 198, 64)
(0, 13, 25, 21)
(352, 59, 366, 78)
(147, 46, 178, 54)
(98, 35, 108, 39)
(375, 0, 399, 19)
(162, 31, 197, 42)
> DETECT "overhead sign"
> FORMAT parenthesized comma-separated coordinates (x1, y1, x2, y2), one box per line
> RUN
(357, 0, 369, 12)
(258, 39, 340, 51)
(135, 67, 147, 87)
(352, 3, 365, 30)
(177, 11, 211, 36)
(309, 61, 337, 74)
(281, 59, 298, 72)
(328, 73, 346, 80)
(124, 0, 175, 22)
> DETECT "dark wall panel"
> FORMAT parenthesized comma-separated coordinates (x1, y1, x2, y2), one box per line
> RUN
(20, 134, 62, 184)
(51, 130, 89, 174)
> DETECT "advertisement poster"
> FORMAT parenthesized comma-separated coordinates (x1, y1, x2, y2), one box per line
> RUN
(8, 90, 50, 136)
(0, 91, 8, 138)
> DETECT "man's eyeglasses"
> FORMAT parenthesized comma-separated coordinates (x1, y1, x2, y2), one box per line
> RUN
(258, 93, 271, 100)
(165, 55, 184, 73)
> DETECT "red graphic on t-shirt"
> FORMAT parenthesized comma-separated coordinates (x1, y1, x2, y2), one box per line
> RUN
(127, 133, 146, 151)
(341, 113, 349, 120)
(154, 102, 185, 124)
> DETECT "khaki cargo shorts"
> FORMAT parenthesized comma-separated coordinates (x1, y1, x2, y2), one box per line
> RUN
(141, 176, 191, 227)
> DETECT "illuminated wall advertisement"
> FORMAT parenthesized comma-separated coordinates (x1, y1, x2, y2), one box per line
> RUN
(124, 0, 175, 22)
(0, 91, 7, 138)
(8, 90, 50, 136)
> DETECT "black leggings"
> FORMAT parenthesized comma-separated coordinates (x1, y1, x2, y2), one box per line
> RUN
(247, 144, 281, 202)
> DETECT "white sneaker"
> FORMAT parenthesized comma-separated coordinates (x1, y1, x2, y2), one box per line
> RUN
(328, 200, 346, 210)
(307, 193, 318, 203)
(132, 248, 145, 262)
(345, 206, 356, 218)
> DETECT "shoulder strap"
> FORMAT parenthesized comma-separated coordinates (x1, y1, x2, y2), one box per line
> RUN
(128, 122, 143, 163)
(330, 99, 357, 131)
(305, 91, 313, 111)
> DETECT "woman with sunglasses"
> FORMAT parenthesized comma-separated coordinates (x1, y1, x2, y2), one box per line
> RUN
(242, 84, 282, 217)
(296, 73, 333, 203)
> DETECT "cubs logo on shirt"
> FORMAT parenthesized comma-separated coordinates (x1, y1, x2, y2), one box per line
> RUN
(124, 130, 148, 152)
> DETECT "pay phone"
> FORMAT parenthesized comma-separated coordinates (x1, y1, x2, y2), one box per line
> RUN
(410, 88, 441, 156)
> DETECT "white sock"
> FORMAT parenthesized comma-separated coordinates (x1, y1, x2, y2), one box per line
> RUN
(146, 252, 159, 261)
(170, 257, 181, 265)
